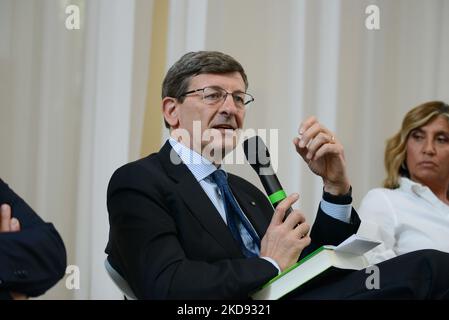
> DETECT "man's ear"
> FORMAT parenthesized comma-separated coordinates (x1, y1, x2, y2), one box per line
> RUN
(162, 97, 179, 129)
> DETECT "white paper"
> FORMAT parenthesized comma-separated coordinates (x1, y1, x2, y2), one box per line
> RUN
(334, 234, 381, 255)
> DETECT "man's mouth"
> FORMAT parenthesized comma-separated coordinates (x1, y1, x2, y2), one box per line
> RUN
(211, 124, 236, 131)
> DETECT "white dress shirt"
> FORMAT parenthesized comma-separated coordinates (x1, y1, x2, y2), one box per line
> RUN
(357, 177, 449, 265)
(169, 138, 260, 256)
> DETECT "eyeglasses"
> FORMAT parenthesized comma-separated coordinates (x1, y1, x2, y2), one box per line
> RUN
(179, 86, 255, 109)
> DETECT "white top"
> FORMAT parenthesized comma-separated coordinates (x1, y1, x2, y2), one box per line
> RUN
(357, 177, 449, 264)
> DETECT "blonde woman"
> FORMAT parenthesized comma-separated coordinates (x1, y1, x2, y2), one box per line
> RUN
(358, 101, 449, 264)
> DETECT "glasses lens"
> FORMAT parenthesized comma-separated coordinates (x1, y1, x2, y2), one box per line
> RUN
(203, 87, 224, 104)
(202, 87, 254, 107)
(241, 93, 254, 106)
(229, 92, 254, 107)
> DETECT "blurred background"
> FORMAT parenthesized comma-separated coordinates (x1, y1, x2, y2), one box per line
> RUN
(0, 0, 448, 299)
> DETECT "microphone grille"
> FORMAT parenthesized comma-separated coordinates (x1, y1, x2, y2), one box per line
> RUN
(243, 136, 271, 171)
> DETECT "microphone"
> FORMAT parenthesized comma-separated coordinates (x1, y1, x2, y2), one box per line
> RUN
(243, 136, 293, 219)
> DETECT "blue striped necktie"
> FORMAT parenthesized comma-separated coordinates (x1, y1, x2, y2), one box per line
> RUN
(210, 169, 261, 257)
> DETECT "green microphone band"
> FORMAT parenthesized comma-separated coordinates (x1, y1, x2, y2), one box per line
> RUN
(268, 190, 287, 205)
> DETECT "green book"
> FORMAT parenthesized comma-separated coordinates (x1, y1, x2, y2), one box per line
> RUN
(251, 234, 381, 300)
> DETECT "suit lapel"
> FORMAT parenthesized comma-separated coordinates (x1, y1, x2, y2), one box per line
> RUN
(158, 142, 244, 257)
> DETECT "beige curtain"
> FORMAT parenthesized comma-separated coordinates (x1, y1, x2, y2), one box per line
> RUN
(0, 0, 155, 299)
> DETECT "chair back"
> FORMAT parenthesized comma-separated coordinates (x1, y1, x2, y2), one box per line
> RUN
(104, 257, 137, 300)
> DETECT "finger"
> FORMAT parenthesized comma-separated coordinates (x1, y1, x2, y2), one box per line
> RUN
(284, 210, 306, 230)
(299, 235, 312, 248)
(298, 116, 318, 136)
(10, 218, 21, 232)
(294, 222, 310, 239)
(299, 118, 333, 148)
(1, 204, 12, 232)
(293, 137, 308, 160)
(305, 132, 335, 160)
(270, 193, 300, 225)
(312, 142, 343, 162)
(297, 122, 321, 148)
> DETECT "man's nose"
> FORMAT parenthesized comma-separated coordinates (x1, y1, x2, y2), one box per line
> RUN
(219, 94, 239, 114)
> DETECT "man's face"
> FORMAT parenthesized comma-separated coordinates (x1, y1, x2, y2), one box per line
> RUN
(406, 115, 449, 189)
(169, 72, 246, 162)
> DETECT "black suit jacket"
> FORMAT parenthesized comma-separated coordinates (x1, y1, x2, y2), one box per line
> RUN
(0, 179, 67, 299)
(106, 141, 360, 299)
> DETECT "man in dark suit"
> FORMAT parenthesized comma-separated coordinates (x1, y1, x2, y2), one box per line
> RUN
(0, 178, 67, 299)
(105, 51, 449, 300)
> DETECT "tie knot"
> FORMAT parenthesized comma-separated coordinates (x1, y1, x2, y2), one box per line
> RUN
(210, 169, 228, 189)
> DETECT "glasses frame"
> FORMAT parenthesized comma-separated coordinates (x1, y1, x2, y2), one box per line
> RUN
(179, 86, 255, 107)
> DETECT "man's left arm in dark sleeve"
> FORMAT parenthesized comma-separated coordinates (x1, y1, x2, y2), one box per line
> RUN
(0, 179, 67, 298)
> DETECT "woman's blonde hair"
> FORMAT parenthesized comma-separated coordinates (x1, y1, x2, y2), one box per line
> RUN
(384, 101, 449, 189)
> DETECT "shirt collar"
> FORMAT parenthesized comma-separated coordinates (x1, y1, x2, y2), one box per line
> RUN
(399, 177, 447, 208)
(399, 177, 427, 194)
(168, 138, 222, 182)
